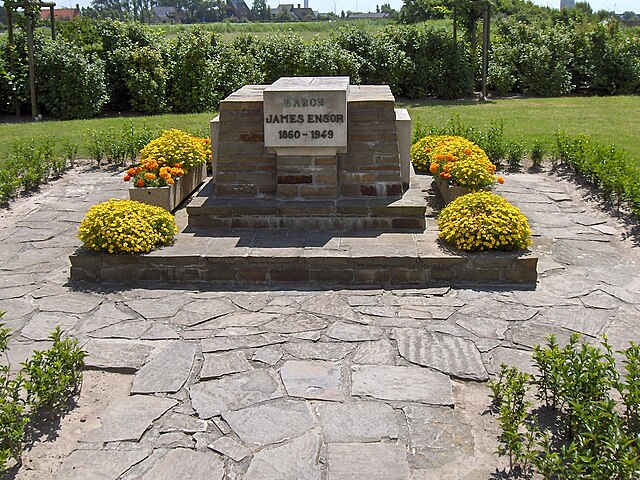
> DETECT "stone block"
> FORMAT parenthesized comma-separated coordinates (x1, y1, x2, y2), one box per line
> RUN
(310, 269, 354, 284)
(278, 175, 313, 184)
(215, 184, 257, 196)
(392, 218, 425, 230)
(460, 268, 501, 284)
(298, 185, 337, 198)
(339, 184, 362, 197)
(270, 268, 310, 282)
(277, 184, 300, 197)
(505, 262, 538, 284)
(387, 183, 403, 196)
(239, 268, 267, 282)
(429, 268, 454, 282)
(314, 157, 338, 166)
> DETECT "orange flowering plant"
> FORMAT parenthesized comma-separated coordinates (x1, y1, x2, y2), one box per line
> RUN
(412, 135, 502, 190)
(124, 129, 211, 188)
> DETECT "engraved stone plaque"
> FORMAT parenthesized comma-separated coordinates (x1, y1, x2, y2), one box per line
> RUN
(263, 77, 349, 155)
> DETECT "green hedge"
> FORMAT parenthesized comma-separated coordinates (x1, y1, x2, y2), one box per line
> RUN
(1, 19, 638, 119)
(489, 19, 640, 96)
(553, 131, 640, 215)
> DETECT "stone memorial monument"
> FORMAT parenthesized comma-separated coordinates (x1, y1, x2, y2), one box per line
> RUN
(187, 76, 428, 231)
(70, 77, 538, 286)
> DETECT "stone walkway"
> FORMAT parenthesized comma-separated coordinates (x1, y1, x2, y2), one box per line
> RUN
(1, 167, 639, 479)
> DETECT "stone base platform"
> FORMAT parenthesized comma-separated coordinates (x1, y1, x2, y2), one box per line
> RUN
(69, 226, 538, 287)
(186, 172, 432, 231)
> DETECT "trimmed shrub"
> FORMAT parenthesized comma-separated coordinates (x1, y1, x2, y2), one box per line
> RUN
(35, 38, 108, 119)
(383, 24, 474, 99)
(297, 38, 362, 80)
(250, 34, 305, 84)
(437, 191, 532, 251)
(99, 21, 166, 111)
(211, 41, 263, 104)
(78, 199, 178, 254)
(121, 45, 168, 114)
(552, 131, 638, 211)
(168, 28, 219, 113)
(335, 27, 411, 92)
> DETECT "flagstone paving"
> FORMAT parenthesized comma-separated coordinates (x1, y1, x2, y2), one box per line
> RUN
(1, 167, 639, 479)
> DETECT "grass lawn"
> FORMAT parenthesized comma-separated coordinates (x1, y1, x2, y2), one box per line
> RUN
(145, 19, 451, 41)
(0, 112, 215, 163)
(403, 95, 640, 162)
(0, 95, 638, 165)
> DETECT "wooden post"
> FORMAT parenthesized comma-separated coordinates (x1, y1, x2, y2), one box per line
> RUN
(6, 7, 21, 117)
(481, 1, 490, 101)
(50, 5, 56, 40)
(452, 5, 457, 43)
(23, 0, 38, 119)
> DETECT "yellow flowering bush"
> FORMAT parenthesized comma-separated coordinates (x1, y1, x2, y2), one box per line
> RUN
(78, 199, 178, 254)
(410, 136, 440, 172)
(126, 129, 211, 188)
(437, 191, 532, 251)
(412, 135, 501, 189)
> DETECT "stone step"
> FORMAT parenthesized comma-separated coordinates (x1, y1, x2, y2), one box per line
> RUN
(186, 175, 436, 231)
(69, 228, 538, 287)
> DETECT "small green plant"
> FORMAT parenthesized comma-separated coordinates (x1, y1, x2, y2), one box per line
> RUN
(103, 127, 127, 166)
(488, 365, 534, 475)
(122, 122, 157, 162)
(478, 120, 508, 167)
(0, 312, 28, 472)
(489, 335, 640, 479)
(1, 315, 87, 473)
(62, 140, 78, 168)
(22, 327, 86, 416)
(506, 140, 526, 170)
(87, 130, 106, 166)
(530, 140, 546, 169)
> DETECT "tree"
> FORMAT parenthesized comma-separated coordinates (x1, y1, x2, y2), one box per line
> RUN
(380, 3, 394, 13)
(251, 0, 268, 20)
(400, 0, 451, 23)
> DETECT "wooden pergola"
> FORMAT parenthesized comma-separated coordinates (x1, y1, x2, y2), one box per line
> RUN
(5, 0, 57, 118)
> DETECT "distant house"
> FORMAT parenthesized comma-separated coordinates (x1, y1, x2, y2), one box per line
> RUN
(273, 3, 294, 19)
(291, 5, 316, 20)
(150, 6, 186, 24)
(228, 0, 251, 20)
(40, 5, 81, 21)
(273, 3, 316, 21)
(347, 12, 389, 19)
(619, 15, 640, 27)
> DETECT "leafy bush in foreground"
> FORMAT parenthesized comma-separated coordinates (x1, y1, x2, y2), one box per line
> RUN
(1, 312, 86, 473)
(489, 335, 640, 479)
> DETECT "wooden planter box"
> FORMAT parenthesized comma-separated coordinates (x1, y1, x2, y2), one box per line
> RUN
(433, 177, 490, 205)
(129, 163, 207, 212)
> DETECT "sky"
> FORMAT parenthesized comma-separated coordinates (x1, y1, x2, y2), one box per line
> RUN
(63, 0, 638, 15)
(291, 0, 637, 14)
